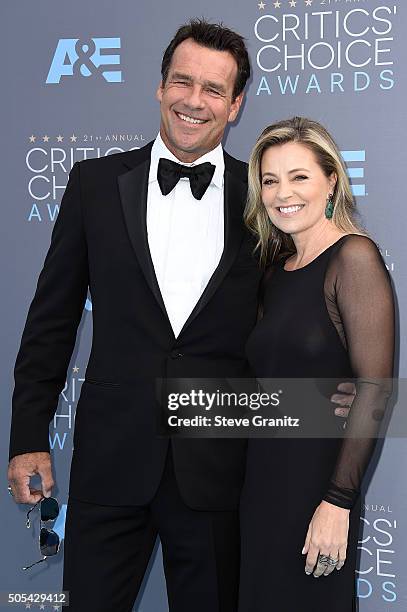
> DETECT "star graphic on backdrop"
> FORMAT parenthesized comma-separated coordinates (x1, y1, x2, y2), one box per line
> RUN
(258, 1, 266, 8)
(305, 0, 312, 5)
(29, 135, 36, 142)
(25, 604, 31, 609)
(53, 606, 60, 611)
(70, 134, 78, 142)
(43, 135, 50, 142)
(73, 365, 79, 373)
(56, 135, 64, 142)
(289, 0, 297, 6)
(39, 605, 45, 610)
(273, 0, 281, 7)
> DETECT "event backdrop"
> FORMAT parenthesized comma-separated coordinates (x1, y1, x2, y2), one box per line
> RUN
(1, 1, 406, 610)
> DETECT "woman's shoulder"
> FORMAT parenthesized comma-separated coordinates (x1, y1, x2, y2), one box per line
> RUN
(331, 233, 386, 273)
(333, 233, 381, 259)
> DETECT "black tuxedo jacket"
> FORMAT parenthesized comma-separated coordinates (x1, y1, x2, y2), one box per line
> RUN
(9, 141, 262, 510)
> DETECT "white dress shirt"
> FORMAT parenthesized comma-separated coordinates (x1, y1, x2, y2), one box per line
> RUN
(147, 133, 225, 338)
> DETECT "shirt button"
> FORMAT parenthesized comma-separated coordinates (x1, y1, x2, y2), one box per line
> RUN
(170, 350, 184, 359)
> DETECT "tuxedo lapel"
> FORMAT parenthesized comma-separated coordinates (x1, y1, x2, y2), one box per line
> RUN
(118, 144, 247, 339)
(118, 145, 172, 327)
(178, 160, 246, 336)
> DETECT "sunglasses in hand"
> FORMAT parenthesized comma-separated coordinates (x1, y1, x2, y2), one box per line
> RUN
(22, 496, 60, 571)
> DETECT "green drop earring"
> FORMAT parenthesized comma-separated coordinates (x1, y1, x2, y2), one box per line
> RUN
(325, 193, 334, 219)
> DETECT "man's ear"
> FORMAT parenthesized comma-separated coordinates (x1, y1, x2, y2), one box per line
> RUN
(228, 91, 245, 123)
(156, 81, 164, 103)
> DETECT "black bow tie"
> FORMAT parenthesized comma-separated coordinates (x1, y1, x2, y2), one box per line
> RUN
(157, 157, 216, 201)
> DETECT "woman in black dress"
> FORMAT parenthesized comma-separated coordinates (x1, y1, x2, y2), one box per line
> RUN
(239, 117, 394, 611)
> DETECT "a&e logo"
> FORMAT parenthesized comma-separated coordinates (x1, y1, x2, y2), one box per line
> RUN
(46, 37, 122, 84)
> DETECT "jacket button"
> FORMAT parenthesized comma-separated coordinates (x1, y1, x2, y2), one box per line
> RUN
(170, 350, 184, 359)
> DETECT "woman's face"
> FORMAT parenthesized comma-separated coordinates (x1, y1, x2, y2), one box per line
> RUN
(260, 142, 337, 236)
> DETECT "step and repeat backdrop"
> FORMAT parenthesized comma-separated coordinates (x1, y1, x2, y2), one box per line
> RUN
(1, 1, 406, 610)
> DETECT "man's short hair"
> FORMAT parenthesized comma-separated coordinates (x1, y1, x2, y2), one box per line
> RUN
(161, 18, 251, 101)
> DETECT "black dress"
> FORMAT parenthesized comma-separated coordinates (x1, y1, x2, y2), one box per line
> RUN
(239, 235, 394, 612)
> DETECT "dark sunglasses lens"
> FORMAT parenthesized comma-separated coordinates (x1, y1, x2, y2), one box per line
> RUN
(40, 528, 59, 556)
(41, 497, 59, 521)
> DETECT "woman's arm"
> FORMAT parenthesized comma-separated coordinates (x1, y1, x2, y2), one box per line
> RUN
(323, 235, 395, 508)
(302, 234, 395, 577)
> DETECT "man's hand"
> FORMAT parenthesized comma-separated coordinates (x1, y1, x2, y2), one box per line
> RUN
(7, 452, 54, 504)
(331, 382, 356, 419)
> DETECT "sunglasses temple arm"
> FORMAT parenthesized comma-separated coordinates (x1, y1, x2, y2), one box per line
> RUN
(26, 498, 43, 528)
(22, 556, 47, 571)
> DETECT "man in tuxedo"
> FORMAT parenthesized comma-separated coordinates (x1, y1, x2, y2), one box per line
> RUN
(8, 18, 352, 612)
(8, 19, 259, 612)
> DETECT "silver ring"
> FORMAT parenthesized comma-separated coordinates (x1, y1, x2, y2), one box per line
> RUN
(318, 553, 339, 566)
(7, 485, 14, 497)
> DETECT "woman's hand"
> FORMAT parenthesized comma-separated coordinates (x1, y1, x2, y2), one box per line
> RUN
(302, 500, 350, 577)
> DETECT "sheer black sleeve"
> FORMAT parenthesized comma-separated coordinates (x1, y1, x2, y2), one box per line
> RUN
(323, 235, 395, 509)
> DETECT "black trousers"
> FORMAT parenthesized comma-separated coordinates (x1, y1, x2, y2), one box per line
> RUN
(62, 447, 240, 611)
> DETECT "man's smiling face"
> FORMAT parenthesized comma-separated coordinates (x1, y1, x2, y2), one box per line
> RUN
(156, 38, 244, 163)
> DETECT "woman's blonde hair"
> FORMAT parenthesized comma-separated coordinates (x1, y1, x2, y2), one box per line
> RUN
(244, 116, 366, 266)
